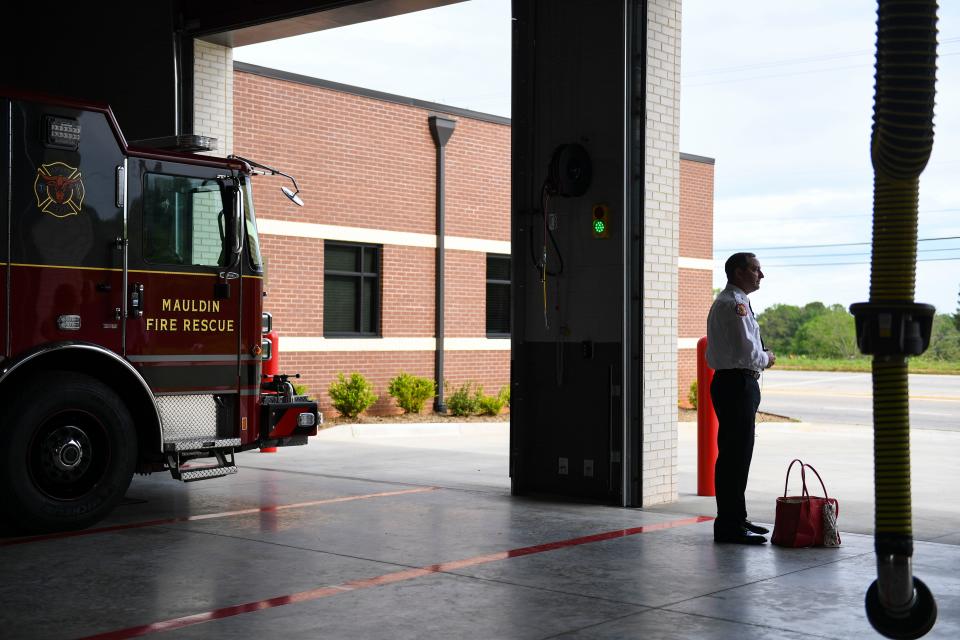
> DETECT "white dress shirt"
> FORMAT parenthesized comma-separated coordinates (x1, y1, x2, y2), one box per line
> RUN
(706, 285, 770, 372)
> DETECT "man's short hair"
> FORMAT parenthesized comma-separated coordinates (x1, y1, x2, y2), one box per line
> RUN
(724, 252, 756, 280)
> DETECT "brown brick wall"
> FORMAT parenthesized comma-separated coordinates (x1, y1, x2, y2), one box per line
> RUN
(382, 245, 435, 337)
(678, 268, 711, 339)
(282, 350, 509, 416)
(235, 72, 509, 240)
(445, 250, 486, 337)
(260, 234, 323, 336)
(679, 158, 714, 260)
(445, 118, 511, 242)
(677, 156, 714, 404)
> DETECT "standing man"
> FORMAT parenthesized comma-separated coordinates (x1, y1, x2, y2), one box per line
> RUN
(707, 252, 776, 544)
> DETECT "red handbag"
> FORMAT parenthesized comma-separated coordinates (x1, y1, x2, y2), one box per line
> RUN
(771, 459, 841, 548)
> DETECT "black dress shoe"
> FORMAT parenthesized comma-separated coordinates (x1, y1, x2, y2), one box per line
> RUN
(714, 527, 767, 545)
(744, 521, 769, 535)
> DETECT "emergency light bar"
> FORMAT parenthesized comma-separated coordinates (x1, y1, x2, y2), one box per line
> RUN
(132, 134, 218, 153)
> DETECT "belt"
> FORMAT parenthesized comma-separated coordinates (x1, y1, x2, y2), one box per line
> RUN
(717, 368, 760, 380)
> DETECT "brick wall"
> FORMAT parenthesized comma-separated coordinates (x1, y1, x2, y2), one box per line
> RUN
(280, 350, 508, 417)
(234, 67, 512, 417)
(444, 250, 486, 338)
(678, 154, 715, 404)
(193, 41, 233, 155)
(642, 0, 681, 506)
(233, 72, 509, 239)
(382, 245, 435, 337)
(679, 158, 714, 260)
(260, 234, 323, 336)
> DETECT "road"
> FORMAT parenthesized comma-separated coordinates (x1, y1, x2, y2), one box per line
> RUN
(758, 369, 960, 431)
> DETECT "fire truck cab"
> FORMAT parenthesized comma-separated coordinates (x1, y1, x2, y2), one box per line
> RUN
(0, 91, 320, 533)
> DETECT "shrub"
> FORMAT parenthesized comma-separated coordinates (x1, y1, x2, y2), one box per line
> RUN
(293, 383, 309, 397)
(388, 372, 436, 414)
(477, 386, 510, 416)
(688, 380, 698, 409)
(478, 395, 503, 416)
(446, 381, 482, 417)
(328, 372, 377, 419)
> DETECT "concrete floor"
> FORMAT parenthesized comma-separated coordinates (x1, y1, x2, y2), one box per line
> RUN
(2, 422, 958, 639)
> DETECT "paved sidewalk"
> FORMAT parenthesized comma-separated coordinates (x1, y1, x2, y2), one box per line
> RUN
(646, 421, 960, 545)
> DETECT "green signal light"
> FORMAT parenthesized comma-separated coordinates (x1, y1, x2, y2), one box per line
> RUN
(591, 204, 610, 238)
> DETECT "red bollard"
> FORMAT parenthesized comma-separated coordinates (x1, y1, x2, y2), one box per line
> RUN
(263, 329, 280, 377)
(261, 330, 280, 453)
(696, 336, 718, 496)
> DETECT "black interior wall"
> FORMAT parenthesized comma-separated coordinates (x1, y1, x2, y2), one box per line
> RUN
(3, 3, 179, 142)
(511, 0, 645, 504)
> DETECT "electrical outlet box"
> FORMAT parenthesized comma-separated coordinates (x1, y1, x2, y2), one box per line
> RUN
(558, 457, 569, 475)
(583, 459, 594, 478)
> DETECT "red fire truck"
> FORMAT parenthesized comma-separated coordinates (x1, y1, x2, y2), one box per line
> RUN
(0, 91, 320, 533)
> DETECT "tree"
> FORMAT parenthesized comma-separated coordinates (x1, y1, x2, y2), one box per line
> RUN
(792, 307, 858, 358)
(757, 304, 803, 354)
(954, 286, 960, 332)
(922, 314, 960, 361)
(800, 301, 828, 324)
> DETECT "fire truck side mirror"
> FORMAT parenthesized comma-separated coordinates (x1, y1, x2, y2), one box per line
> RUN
(215, 186, 244, 300)
(221, 186, 243, 268)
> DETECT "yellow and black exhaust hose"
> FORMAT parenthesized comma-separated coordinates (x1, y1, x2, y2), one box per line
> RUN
(850, 1, 939, 637)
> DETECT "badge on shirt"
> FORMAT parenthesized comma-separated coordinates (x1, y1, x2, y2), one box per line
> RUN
(735, 302, 748, 317)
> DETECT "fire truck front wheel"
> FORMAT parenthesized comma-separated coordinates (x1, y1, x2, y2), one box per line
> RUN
(0, 372, 137, 533)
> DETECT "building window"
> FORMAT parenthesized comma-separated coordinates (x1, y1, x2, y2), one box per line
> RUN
(324, 242, 380, 336)
(486, 254, 510, 337)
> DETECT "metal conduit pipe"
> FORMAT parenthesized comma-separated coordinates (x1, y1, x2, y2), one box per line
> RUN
(850, 1, 939, 637)
(429, 115, 456, 413)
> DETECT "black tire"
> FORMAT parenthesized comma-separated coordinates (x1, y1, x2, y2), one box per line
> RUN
(0, 371, 137, 533)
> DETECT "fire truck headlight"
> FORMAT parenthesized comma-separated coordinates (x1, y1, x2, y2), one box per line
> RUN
(261, 338, 272, 361)
(261, 312, 273, 334)
(297, 412, 316, 428)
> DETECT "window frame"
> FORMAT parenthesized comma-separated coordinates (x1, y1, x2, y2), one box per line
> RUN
(485, 253, 511, 338)
(141, 172, 227, 269)
(323, 241, 382, 337)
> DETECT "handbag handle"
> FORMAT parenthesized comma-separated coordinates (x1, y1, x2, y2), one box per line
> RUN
(802, 463, 832, 502)
(782, 458, 806, 497)
(782, 459, 832, 501)
(782, 459, 840, 517)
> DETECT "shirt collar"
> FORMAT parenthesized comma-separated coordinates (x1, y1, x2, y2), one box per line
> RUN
(726, 284, 748, 297)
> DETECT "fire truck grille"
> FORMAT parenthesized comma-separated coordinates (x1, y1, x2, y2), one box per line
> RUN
(156, 395, 219, 442)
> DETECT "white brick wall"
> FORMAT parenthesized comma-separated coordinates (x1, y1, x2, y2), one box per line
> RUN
(193, 40, 234, 156)
(643, 0, 681, 506)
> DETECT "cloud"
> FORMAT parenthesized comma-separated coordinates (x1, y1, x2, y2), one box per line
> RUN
(686, 0, 960, 316)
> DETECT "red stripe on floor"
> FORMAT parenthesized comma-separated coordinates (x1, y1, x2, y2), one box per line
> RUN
(79, 515, 712, 640)
(0, 487, 437, 546)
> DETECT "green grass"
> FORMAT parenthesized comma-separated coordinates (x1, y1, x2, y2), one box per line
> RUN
(775, 355, 960, 375)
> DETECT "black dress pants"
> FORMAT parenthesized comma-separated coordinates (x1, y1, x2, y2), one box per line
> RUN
(710, 370, 761, 534)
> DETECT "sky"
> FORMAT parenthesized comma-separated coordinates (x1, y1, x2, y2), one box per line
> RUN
(235, 0, 960, 316)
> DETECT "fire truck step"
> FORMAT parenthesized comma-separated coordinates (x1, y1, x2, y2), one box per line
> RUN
(164, 438, 241, 452)
(166, 446, 238, 482)
(178, 465, 239, 482)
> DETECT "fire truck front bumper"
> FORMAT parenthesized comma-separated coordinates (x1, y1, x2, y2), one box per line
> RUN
(261, 397, 322, 444)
